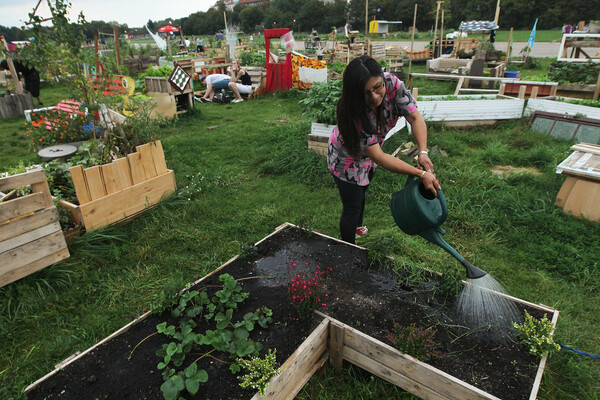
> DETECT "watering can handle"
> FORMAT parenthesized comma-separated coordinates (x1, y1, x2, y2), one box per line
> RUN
(437, 188, 448, 221)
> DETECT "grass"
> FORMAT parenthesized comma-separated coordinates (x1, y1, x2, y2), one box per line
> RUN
(1, 68, 600, 399)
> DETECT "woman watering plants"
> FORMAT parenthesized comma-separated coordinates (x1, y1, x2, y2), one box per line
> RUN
(327, 55, 441, 244)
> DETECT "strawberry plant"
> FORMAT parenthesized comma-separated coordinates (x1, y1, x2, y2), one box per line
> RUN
(154, 274, 275, 400)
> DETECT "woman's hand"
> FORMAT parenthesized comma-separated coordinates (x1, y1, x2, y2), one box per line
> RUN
(417, 152, 434, 174)
(420, 168, 441, 197)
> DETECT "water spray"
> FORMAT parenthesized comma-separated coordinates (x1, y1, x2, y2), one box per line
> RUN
(390, 177, 521, 341)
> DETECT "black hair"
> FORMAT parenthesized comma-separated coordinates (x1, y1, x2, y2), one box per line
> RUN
(336, 55, 384, 158)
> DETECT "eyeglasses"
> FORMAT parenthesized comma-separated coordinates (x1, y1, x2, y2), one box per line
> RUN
(364, 80, 385, 97)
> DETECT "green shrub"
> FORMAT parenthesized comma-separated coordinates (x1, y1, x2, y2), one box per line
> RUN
(299, 79, 342, 125)
(548, 61, 600, 84)
(513, 311, 560, 358)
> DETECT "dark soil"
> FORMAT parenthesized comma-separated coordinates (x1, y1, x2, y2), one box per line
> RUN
(27, 226, 546, 400)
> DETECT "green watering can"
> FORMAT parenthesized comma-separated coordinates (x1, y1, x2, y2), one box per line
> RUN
(390, 175, 487, 279)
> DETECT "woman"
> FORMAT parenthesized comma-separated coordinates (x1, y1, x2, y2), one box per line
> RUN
(227, 59, 253, 103)
(327, 55, 441, 244)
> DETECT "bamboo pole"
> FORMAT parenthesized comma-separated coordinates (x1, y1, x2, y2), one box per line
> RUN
(113, 26, 121, 74)
(408, 3, 418, 90)
(432, 1, 441, 59)
(505, 27, 513, 63)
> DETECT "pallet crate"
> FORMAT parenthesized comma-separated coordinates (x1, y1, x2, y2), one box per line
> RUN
(58, 140, 176, 231)
(0, 168, 70, 287)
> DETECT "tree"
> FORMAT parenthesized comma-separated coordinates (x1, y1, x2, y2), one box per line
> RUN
(240, 6, 265, 33)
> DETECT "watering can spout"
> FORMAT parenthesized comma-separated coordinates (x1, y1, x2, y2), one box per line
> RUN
(461, 259, 487, 280)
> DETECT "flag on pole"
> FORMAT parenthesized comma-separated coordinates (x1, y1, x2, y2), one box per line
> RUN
(528, 18, 538, 51)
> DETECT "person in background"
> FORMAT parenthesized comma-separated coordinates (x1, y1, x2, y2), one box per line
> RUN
(197, 73, 231, 102)
(0, 58, 43, 106)
(327, 55, 440, 244)
(311, 28, 320, 42)
(227, 59, 252, 103)
(196, 37, 204, 52)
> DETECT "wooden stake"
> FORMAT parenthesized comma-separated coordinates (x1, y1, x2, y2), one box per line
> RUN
(494, 0, 501, 25)
(179, 28, 187, 52)
(0, 37, 23, 94)
(407, 3, 418, 85)
(94, 35, 99, 75)
(530, 86, 539, 99)
(113, 26, 121, 74)
(505, 27, 513, 63)
(594, 72, 600, 101)
(365, 0, 369, 37)
(432, 1, 442, 59)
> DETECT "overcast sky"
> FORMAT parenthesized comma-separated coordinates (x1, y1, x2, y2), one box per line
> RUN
(0, 0, 215, 28)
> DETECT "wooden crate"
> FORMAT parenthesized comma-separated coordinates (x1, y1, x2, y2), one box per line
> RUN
(0, 169, 70, 287)
(144, 76, 192, 95)
(59, 140, 176, 231)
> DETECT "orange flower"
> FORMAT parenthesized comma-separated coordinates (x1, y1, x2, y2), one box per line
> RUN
(39, 138, 43, 142)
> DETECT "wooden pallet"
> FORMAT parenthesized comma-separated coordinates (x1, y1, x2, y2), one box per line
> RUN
(0, 169, 70, 287)
(59, 140, 176, 231)
(0, 92, 34, 119)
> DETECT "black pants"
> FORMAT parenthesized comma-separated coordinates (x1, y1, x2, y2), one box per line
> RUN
(333, 175, 371, 244)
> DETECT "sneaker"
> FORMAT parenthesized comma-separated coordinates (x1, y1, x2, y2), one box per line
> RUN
(355, 226, 368, 237)
(231, 98, 244, 103)
(197, 97, 211, 103)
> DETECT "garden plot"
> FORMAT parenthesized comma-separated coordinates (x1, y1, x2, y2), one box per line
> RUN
(25, 223, 558, 400)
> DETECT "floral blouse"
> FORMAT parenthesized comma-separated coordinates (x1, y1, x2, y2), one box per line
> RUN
(327, 72, 417, 186)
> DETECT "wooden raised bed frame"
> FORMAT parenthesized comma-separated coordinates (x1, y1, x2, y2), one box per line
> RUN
(0, 169, 70, 287)
(59, 140, 176, 231)
(25, 223, 558, 399)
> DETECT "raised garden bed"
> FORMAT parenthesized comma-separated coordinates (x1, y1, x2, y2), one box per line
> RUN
(24, 223, 558, 400)
(418, 95, 525, 128)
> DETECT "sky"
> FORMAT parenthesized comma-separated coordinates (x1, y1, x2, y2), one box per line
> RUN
(0, 0, 216, 28)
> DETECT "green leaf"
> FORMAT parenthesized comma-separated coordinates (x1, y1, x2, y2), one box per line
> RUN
(160, 375, 185, 400)
(186, 378, 200, 395)
(233, 327, 249, 339)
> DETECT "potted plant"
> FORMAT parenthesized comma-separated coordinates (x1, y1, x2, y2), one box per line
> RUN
(299, 79, 342, 155)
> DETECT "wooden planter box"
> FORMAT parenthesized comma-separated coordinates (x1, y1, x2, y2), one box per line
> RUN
(500, 80, 558, 97)
(25, 223, 558, 399)
(524, 98, 600, 120)
(556, 83, 596, 100)
(58, 140, 176, 231)
(0, 169, 70, 287)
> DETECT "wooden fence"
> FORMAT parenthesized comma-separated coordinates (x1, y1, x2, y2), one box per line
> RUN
(0, 169, 70, 287)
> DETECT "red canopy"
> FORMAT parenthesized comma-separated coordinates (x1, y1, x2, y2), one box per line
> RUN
(158, 25, 179, 33)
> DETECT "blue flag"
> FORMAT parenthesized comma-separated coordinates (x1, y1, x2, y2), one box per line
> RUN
(528, 18, 538, 50)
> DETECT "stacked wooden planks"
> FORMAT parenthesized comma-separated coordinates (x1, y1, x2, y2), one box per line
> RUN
(61, 140, 176, 231)
(0, 168, 70, 287)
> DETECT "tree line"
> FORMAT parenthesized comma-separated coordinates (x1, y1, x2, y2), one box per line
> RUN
(1, 0, 598, 42)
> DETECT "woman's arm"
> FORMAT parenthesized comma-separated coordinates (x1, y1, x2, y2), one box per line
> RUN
(364, 142, 441, 196)
(405, 109, 434, 173)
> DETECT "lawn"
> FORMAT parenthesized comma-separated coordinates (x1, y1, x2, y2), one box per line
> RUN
(1, 69, 599, 399)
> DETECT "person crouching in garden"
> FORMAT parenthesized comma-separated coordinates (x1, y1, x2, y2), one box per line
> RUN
(0, 59, 43, 106)
(327, 55, 441, 244)
(198, 73, 231, 102)
(227, 59, 252, 103)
